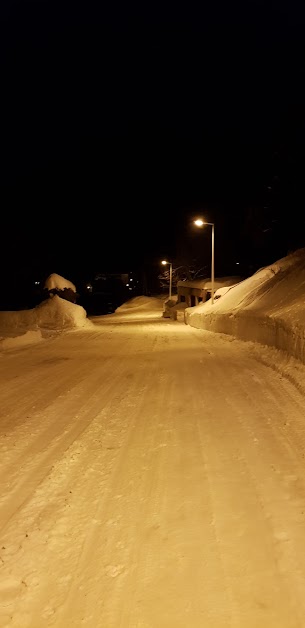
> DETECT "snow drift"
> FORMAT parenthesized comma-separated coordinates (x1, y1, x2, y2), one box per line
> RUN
(0, 296, 92, 350)
(116, 296, 165, 311)
(185, 248, 305, 365)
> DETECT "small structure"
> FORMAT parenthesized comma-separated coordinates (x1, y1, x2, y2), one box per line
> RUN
(177, 276, 242, 308)
(163, 276, 242, 320)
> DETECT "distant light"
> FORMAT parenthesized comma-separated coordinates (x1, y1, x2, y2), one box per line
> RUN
(129, 287, 132, 290)
(130, 278, 133, 281)
(161, 260, 168, 265)
(34, 281, 40, 285)
(236, 262, 240, 265)
(126, 283, 129, 287)
(194, 219, 205, 227)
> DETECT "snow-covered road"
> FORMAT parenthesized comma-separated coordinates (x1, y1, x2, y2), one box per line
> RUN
(1, 305, 305, 627)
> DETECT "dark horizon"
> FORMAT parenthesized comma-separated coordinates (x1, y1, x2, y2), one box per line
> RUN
(1, 1, 305, 297)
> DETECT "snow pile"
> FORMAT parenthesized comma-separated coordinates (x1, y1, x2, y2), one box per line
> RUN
(214, 285, 237, 299)
(0, 296, 92, 351)
(44, 273, 76, 293)
(185, 248, 305, 364)
(116, 296, 165, 311)
(0, 309, 36, 331)
(34, 295, 90, 330)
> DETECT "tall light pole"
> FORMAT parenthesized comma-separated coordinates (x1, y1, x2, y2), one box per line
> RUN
(161, 260, 173, 300)
(194, 219, 215, 304)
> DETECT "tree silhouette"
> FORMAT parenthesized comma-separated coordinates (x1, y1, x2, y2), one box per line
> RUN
(158, 262, 208, 291)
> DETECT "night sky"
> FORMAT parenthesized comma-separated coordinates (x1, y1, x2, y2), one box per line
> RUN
(1, 1, 305, 297)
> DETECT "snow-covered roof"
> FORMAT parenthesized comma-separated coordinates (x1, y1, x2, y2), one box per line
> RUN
(44, 273, 77, 293)
(177, 276, 242, 290)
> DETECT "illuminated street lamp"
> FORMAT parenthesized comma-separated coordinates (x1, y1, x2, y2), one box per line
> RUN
(161, 260, 173, 300)
(194, 219, 215, 304)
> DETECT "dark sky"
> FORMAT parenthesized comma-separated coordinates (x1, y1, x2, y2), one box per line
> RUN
(1, 1, 305, 285)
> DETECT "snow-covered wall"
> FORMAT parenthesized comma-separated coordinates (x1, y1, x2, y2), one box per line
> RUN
(185, 249, 305, 365)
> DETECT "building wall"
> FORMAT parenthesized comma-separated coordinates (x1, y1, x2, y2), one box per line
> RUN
(177, 285, 209, 307)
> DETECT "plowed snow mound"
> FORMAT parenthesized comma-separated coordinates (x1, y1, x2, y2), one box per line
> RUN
(186, 247, 305, 364)
(115, 296, 164, 312)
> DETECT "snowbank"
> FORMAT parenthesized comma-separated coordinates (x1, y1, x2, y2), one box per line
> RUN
(185, 248, 305, 365)
(34, 295, 91, 330)
(116, 296, 165, 311)
(0, 296, 92, 351)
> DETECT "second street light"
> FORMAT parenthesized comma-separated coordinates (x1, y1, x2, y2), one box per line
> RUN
(194, 219, 215, 304)
(161, 260, 173, 300)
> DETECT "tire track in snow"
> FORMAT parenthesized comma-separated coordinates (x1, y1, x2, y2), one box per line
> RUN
(51, 330, 233, 628)
(198, 347, 305, 627)
(2, 318, 305, 626)
(0, 328, 158, 534)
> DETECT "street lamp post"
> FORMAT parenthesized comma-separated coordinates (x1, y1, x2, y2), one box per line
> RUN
(161, 260, 173, 300)
(194, 219, 215, 304)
